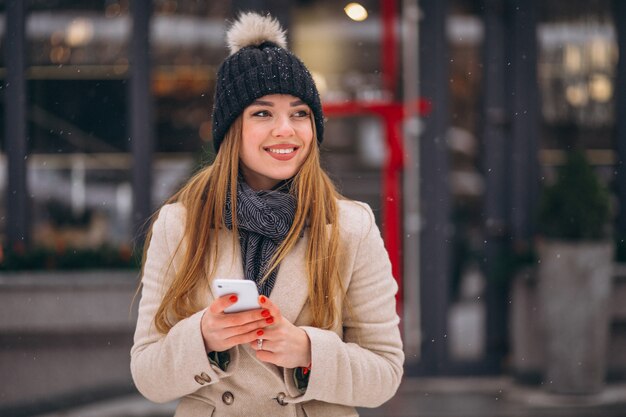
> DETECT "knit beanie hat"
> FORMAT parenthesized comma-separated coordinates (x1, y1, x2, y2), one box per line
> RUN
(211, 12, 324, 152)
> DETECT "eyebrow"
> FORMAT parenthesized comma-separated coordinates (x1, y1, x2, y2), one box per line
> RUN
(251, 99, 306, 107)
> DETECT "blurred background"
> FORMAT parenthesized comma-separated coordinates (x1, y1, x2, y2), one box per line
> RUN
(1, 0, 626, 416)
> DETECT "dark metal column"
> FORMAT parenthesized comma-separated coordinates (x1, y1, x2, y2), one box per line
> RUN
(615, 0, 626, 237)
(482, 0, 511, 372)
(130, 0, 154, 241)
(4, 0, 29, 248)
(417, 0, 451, 375)
(507, 0, 540, 245)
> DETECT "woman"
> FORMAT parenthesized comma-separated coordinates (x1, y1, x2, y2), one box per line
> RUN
(131, 12, 404, 417)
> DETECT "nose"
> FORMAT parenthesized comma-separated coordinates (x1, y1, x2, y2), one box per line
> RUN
(272, 115, 295, 137)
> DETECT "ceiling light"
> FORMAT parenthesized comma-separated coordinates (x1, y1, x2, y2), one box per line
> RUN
(344, 3, 368, 22)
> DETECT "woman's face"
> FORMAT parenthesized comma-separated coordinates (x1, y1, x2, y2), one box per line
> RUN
(240, 94, 314, 190)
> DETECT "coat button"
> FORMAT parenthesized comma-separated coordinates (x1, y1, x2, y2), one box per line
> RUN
(276, 392, 287, 406)
(200, 372, 212, 383)
(194, 375, 205, 385)
(222, 391, 234, 405)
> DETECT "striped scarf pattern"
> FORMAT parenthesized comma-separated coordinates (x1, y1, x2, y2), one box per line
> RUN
(224, 180, 297, 297)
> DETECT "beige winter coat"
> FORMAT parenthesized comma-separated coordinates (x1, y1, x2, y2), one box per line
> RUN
(130, 200, 404, 417)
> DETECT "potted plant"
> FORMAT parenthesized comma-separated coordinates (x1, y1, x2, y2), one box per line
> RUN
(536, 149, 613, 394)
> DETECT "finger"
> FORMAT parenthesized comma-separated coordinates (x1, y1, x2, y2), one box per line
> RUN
(220, 317, 270, 339)
(224, 326, 268, 347)
(258, 295, 282, 323)
(220, 307, 271, 328)
(209, 294, 239, 314)
(204, 320, 267, 352)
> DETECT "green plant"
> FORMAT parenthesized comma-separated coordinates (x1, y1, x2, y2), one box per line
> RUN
(538, 150, 611, 240)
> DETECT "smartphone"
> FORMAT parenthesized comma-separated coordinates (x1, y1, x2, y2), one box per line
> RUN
(211, 279, 261, 313)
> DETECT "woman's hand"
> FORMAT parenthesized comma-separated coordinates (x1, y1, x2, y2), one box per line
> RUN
(201, 294, 272, 353)
(250, 295, 311, 369)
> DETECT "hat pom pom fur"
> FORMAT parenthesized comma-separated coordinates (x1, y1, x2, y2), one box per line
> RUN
(226, 12, 288, 55)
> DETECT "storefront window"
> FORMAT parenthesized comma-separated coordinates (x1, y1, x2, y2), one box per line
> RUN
(292, 0, 386, 210)
(446, 0, 487, 363)
(293, 1, 384, 101)
(7, 1, 133, 256)
(1, 0, 389, 266)
(538, 0, 617, 157)
(152, 1, 227, 156)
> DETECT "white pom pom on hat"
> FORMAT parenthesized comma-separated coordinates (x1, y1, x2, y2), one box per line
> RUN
(226, 12, 288, 55)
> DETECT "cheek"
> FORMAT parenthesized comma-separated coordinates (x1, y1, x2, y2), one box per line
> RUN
(242, 125, 261, 145)
(298, 125, 314, 146)
(240, 146, 260, 169)
(240, 128, 266, 157)
(238, 140, 257, 167)
(242, 118, 267, 141)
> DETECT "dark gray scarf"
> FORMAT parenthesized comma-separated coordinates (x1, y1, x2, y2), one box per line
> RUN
(224, 180, 297, 297)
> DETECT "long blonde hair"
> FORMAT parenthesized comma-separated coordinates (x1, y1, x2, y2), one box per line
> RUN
(143, 116, 344, 334)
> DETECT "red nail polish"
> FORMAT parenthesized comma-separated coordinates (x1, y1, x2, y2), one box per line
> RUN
(256, 329, 264, 336)
(229, 295, 238, 303)
(265, 317, 274, 324)
(261, 309, 270, 318)
(259, 295, 267, 304)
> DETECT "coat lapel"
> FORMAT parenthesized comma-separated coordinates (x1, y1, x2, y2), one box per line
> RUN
(269, 233, 309, 324)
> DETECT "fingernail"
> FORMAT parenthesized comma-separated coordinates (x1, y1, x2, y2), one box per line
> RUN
(261, 309, 270, 318)
(229, 295, 238, 303)
(259, 295, 267, 304)
(265, 317, 274, 324)
(256, 330, 264, 336)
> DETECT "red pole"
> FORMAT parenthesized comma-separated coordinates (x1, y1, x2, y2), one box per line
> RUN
(382, 113, 404, 311)
(381, 0, 402, 308)
(323, 1, 432, 316)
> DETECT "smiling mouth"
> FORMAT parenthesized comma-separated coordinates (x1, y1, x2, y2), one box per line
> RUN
(265, 147, 297, 154)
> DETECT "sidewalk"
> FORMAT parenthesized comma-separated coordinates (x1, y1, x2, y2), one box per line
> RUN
(34, 377, 626, 417)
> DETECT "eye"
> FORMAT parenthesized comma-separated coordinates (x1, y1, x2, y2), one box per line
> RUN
(293, 110, 310, 118)
(252, 110, 271, 117)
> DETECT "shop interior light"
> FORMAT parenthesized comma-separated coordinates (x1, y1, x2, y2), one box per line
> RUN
(565, 84, 589, 107)
(66, 18, 94, 47)
(589, 73, 613, 102)
(344, 3, 368, 22)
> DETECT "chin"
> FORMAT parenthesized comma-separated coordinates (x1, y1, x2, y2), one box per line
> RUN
(269, 175, 294, 184)
(268, 169, 298, 181)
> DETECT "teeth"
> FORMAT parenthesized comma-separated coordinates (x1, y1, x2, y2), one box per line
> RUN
(267, 148, 295, 154)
